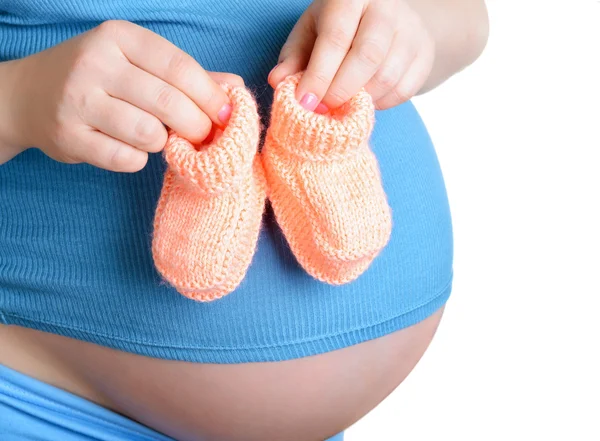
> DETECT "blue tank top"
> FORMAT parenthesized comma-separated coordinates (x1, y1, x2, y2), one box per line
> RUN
(0, 0, 453, 363)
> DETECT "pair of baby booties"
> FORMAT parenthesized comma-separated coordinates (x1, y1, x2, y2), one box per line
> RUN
(152, 73, 392, 302)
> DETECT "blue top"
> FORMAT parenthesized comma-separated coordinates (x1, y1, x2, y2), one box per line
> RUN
(0, 0, 454, 363)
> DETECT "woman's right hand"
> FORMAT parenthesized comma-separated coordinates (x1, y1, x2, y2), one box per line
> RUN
(0, 20, 243, 172)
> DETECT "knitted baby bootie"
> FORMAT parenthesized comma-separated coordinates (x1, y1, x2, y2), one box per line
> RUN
(262, 73, 392, 284)
(152, 84, 266, 301)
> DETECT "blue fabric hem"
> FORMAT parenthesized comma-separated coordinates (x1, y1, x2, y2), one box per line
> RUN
(1, 273, 452, 364)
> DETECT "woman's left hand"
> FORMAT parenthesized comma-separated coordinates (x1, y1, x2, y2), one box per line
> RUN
(268, 0, 435, 112)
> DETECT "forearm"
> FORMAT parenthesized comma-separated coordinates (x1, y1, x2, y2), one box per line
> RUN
(406, 0, 489, 93)
(0, 59, 27, 164)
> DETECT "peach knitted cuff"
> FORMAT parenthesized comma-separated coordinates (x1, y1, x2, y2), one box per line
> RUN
(267, 73, 375, 160)
(163, 84, 260, 196)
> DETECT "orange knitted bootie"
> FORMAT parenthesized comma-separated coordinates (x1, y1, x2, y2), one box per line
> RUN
(262, 73, 392, 284)
(152, 84, 266, 301)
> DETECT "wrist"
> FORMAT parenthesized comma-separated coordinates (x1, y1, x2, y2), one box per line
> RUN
(0, 59, 30, 153)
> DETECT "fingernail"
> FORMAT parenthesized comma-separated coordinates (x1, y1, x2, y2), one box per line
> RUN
(299, 93, 318, 112)
(315, 103, 329, 114)
(218, 103, 232, 124)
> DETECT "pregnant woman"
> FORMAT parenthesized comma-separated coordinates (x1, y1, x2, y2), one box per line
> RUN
(0, 1, 488, 440)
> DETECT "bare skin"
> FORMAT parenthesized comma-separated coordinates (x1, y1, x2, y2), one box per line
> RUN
(269, 0, 490, 111)
(0, 20, 239, 168)
(0, 306, 443, 441)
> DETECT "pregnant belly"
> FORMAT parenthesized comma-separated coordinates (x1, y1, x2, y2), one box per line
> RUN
(0, 69, 453, 441)
(0, 1, 453, 438)
(0, 310, 443, 441)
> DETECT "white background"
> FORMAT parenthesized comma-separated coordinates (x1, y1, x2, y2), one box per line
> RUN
(347, 1, 600, 440)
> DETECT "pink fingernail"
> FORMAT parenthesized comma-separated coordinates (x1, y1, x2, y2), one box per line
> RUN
(299, 93, 318, 112)
(218, 103, 232, 124)
(315, 103, 329, 114)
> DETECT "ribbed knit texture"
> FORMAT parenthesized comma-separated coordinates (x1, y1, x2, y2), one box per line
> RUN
(263, 73, 392, 284)
(0, 0, 454, 364)
(152, 84, 266, 301)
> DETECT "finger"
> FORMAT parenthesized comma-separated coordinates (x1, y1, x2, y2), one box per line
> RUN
(268, 9, 317, 88)
(82, 92, 167, 153)
(320, 7, 394, 109)
(207, 72, 245, 87)
(203, 126, 224, 144)
(106, 62, 212, 143)
(296, 0, 363, 110)
(364, 33, 414, 104)
(374, 45, 434, 110)
(107, 20, 232, 126)
(75, 129, 148, 173)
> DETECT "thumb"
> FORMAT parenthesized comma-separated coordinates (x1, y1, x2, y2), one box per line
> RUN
(268, 10, 317, 89)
